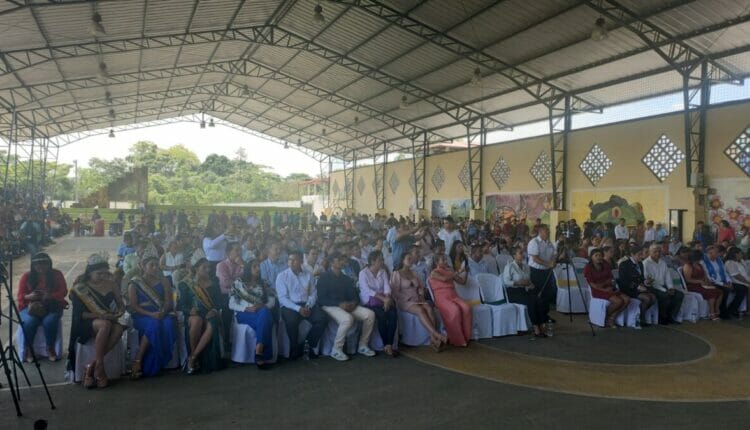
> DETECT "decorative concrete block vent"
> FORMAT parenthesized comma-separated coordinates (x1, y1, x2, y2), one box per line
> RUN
(580, 144, 613, 186)
(642, 134, 684, 182)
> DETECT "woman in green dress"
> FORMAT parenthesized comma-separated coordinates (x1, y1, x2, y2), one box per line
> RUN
(178, 257, 224, 374)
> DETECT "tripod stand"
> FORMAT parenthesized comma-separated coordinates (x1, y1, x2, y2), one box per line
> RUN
(0, 257, 56, 417)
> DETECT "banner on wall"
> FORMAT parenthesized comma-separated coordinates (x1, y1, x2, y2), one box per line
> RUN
(707, 178, 750, 233)
(484, 193, 552, 227)
(431, 199, 471, 219)
(570, 189, 665, 225)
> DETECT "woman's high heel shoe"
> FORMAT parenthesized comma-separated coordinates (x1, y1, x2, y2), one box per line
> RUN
(83, 363, 96, 389)
(130, 359, 143, 380)
(184, 356, 198, 375)
(95, 363, 108, 388)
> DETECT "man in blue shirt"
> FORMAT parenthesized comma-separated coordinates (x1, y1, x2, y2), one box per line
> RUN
(260, 243, 287, 289)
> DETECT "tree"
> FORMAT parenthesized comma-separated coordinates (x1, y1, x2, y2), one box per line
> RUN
(286, 173, 313, 182)
(200, 154, 233, 176)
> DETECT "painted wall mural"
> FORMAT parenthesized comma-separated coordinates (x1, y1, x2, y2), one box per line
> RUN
(484, 192, 552, 226)
(431, 199, 471, 219)
(570, 189, 666, 224)
(707, 178, 750, 233)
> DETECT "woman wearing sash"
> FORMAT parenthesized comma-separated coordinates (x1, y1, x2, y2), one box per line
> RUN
(228, 259, 277, 369)
(178, 257, 224, 374)
(67, 254, 125, 388)
(128, 248, 177, 379)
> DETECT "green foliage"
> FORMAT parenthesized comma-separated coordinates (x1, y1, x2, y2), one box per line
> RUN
(58, 142, 311, 205)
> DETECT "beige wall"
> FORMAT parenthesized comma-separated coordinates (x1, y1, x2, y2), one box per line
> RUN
(331, 100, 750, 235)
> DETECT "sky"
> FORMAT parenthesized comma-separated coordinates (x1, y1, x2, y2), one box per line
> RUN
(57, 117, 322, 178)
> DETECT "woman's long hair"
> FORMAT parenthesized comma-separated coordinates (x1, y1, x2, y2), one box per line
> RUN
(448, 241, 467, 271)
(29, 264, 56, 292)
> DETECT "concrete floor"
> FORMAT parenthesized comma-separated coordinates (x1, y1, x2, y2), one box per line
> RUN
(1, 236, 748, 429)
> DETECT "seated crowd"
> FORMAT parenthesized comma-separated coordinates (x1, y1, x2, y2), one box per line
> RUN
(14, 208, 750, 389)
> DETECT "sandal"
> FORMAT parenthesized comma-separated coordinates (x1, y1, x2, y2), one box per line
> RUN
(131, 360, 143, 380)
(95, 363, 108, 388)
(83, 363, 96, 389)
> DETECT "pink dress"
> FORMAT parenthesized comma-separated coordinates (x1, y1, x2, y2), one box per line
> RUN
(430, 268, 472, 346)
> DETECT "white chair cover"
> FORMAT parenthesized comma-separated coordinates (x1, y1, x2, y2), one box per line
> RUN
(369, 326, 399, 351)
(397, 311, 432, 346)
(676, 267, 710, 320)
(588, 298, 625, 327)
(69, 338, 125, 383)
(319, 319, 361, 356)
(278, 318, 313, 358)
(16, 323, 63, 359)
(476, 273, 527, 334)
(669, 268, 701, 322)
(495, 254, 513, 275)
(229, 316, 279, 364)
(555, 265, 589, 314)
(452, 278, 498, 339)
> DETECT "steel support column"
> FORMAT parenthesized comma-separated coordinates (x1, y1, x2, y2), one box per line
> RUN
(343, 151, 356, 211)
(374, 143, 387, 210)
(548, 95, 571, 211)
(326, 156, 332, 210)
(465, 118, 485, 211)
(683, 61, 710, 187)
(411, 132, 427, 211)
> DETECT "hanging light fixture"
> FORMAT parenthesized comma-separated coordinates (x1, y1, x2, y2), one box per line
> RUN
(97, 61, 109, 79)
(89, 12, 106, 37)
(108, 108, 115, 119)
(242, 85, 250, 96)
(104, 90, 113, 104)
(399, 94, 409, 109)
(321, 128, 327, 136)
(297, 138, 302, 146)
(284, 141, 290, 149)
(200, 119, 206, 128)
(590, 17, 608, 41)
(354, 115, 359, 125)
(313, 4, 325, 23)
(208, 118, 215, 127)
(108, 129, 115, 138)
(470, 67, 482, 87)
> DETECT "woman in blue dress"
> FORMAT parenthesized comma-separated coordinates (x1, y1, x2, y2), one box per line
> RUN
(178, 257, 224, 374)
(128, 249, 177, 379)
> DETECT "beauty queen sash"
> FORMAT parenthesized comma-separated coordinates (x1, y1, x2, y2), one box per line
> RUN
(130, 276, 165, 309)
(71, 283, 124, 317)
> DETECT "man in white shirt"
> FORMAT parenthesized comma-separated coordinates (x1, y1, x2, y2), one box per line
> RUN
(643, 244, 683, 324)
(275, 251, 327, 359)
(467, 244, 489, 275)
(526, 224, 557, 323)
(438, 216, 463, 256)
(643, 220, 656, 244)
(614, 218, 629, 241)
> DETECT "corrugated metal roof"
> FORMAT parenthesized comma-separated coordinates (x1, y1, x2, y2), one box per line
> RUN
(0, 0, 749, 160)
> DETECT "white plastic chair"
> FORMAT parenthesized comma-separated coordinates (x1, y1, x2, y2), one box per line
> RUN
(452, 277, 501, 338)
(278, 318, 314, 358)
(16, 323, 63, 360)
(318, 319, 361, 356)
(555, 265, 589, 314)
(476, 273, 528, 333)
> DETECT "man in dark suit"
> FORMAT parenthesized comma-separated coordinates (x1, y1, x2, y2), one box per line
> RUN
(617, 245, 657, 327)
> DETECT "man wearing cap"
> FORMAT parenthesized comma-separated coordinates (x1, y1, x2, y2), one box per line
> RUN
(17, 253, 68, 362)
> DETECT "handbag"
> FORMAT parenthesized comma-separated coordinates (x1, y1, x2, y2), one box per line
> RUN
(27, 301, 48, 319)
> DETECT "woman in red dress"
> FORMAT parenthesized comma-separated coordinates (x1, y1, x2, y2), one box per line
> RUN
(429, 254, 472, 347)
(583, 248, 629, 328)
(682, 250, 722, 321)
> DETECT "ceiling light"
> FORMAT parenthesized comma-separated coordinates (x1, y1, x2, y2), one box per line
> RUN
(97, 62, 109, 79)
(322, 128, 327, 136)
(243, 85, 250, 96)
(200, 119, 206, 129)
(313, 4, 325, 23)
(591, 17, 608, 42)
(284, 141, 289, 149)
(104, 90, 112, 104)
(108, 108, 115, 119)
(108, 129, 115, 138)
(470, 67, 482, 87)
(354, 116, 359, 125)
(89, 12, 106, 37)
(208, 118, 215, 127)
(297, 138, 302, 146)
(399, 95, 409, 109)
